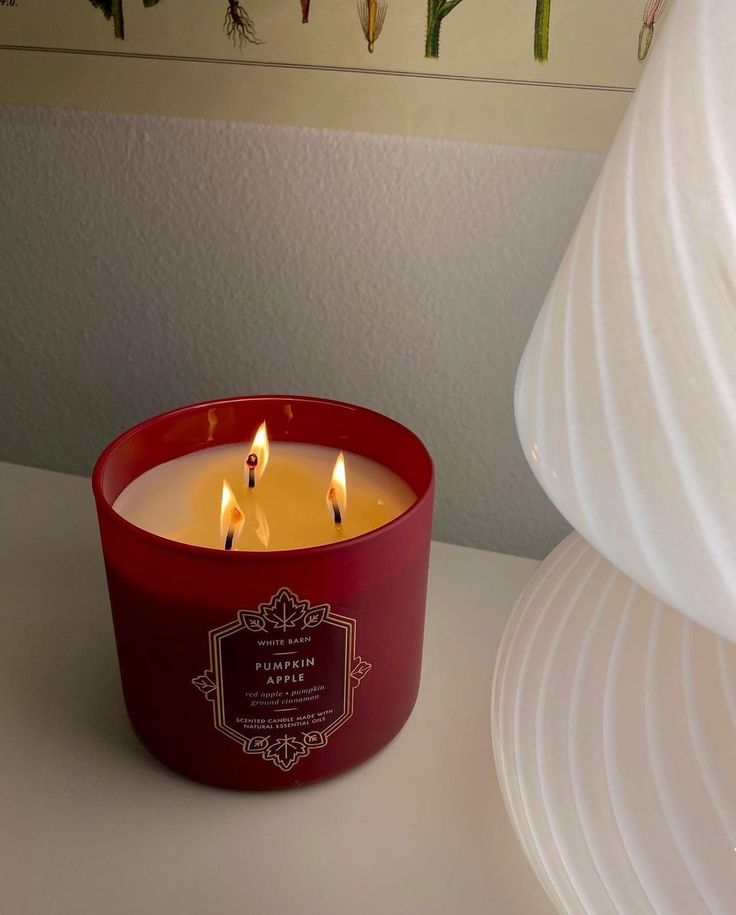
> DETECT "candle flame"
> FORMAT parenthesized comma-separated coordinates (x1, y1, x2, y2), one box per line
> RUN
(220, 479, 245, 549)
(206, 408, 218, 442)
(327, 451, 347, 524)
(253, 503, 271, 548)
(246, 420, 270, 488)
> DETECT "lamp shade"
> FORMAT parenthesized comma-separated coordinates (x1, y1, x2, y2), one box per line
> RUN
(515, 0, 736, 643)
(492, 533, 736, 915)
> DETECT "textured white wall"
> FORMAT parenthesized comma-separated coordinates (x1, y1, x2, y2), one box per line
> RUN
(0, 105, 602, 558)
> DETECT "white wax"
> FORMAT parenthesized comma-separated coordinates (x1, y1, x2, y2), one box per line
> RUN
(113, 442, 416, 551)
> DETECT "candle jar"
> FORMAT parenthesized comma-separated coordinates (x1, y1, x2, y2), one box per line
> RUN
(92, 396, 434, 790)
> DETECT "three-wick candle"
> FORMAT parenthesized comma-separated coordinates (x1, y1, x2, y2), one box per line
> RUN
(113, 435, 415, 551)
(93, 395, 434, 790)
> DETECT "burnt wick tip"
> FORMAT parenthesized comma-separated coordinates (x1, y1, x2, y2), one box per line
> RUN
(247, 453, 258, 489)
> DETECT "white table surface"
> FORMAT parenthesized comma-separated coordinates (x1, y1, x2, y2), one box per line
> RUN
(0, 461, 553, 915)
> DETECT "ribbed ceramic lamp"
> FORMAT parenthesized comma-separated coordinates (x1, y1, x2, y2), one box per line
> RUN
(492, 534, 736, 915)
(515, 0, 736, 644)
(493, 0, 736, 911)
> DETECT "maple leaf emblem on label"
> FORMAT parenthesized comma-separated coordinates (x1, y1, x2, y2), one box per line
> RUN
(254, 588, 329, 633)
(261, 588, 309, 631)
(243, 732, 323, 771)
(264, 734, 309, 771)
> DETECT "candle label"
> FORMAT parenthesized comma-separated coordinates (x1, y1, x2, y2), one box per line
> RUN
(192, 587, 372, 772)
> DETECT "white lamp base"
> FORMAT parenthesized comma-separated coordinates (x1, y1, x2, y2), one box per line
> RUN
(492, 533, 736, 915)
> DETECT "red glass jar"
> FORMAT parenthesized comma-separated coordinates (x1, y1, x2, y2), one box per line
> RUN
(92, 396, 434, 790)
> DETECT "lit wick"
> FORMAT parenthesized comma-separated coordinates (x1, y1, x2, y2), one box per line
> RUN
(220, 480, 245, 551)
(245, 421, 269, 490)
(247, 453, 258, 490)
(327, 451, 347, 528)
(328, 487, 343, 525)
(224, 504, 244, 550)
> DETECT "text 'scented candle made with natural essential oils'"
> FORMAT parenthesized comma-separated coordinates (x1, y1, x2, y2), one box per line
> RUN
(92, 396, 434, 791)
(113, 441, 415, 551)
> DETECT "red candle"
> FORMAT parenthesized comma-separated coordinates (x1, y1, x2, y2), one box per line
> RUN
(93, 396, 434, 790)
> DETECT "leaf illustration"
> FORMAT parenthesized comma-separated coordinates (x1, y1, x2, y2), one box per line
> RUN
(87, 0, 162, 41)
(192, 671, 217, 697)
(264, 734, 308, 771)
(244, 735, 270, 753)
(357, 0, 388, 54)
(262, 588, 309, 632)
(534, 0, 551, 63)
(425, 0, 465, 59)
(301, 605, 328, 628)
(638, 0, 671, 60)
(302, 730, 327, 749)
(239, 611, 267, 632)
(351, 657, 372, 682)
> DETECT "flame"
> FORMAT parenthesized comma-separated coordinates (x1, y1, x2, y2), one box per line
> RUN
(247, 420, 270, 486)
(327, 451, 347, 523)
(220, 479, 245, 548)
(206, 408, 218, 442)
(253, 503, 271, 548)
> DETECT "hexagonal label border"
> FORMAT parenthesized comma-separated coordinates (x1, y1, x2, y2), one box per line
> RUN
(192, 587, 372, 771)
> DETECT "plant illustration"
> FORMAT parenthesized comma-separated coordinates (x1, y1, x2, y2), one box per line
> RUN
(251, 587, 329, 633)
(425, 0, 464, 59)
(244, 730, 328, 771)
(224, 0, 262, 49)
(351, 658, 372, 682)
(534, 0, 551, 62)
(357, 0, 388, 54)
(301, 0, 311, 23)
(264, 735, 309, 771)
(638, 0, 670, 60)
(192, 671, 217, 698)
(87, 0, 161, 41)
